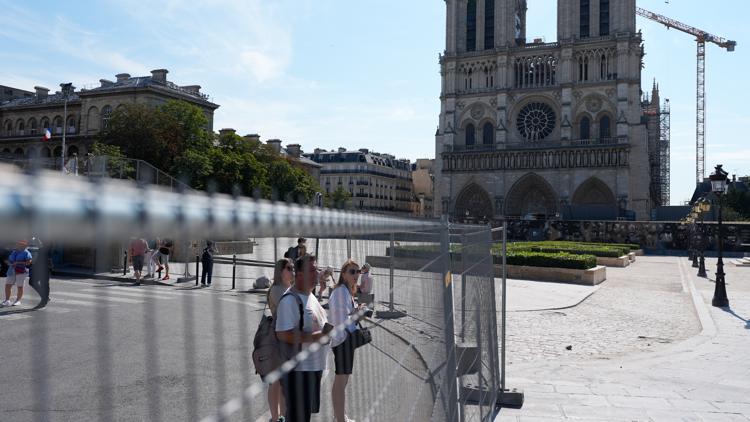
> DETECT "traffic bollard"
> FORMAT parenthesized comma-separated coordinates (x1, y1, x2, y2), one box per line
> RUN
(195, 255, 200, 286)
(232, 254, 236, 290)
(123, 251, 127, 276)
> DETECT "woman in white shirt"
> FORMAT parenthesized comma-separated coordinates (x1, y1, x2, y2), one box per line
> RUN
(328, 259, 363, 422)
(266, 258, 293, 422)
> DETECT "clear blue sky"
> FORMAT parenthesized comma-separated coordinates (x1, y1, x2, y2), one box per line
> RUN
(1, 0, 746, 204)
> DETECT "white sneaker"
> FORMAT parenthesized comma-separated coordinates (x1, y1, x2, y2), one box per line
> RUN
(0, 300, 10, 307)
(12, 300, 21, 306)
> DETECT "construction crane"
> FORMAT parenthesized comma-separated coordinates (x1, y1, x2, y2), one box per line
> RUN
(636, 7, 736, 185)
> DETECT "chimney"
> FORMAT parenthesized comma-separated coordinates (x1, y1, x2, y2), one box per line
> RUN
(34, 86, 49, 98)
(181, 85, 201, 95)
(338, 147, 347, 153)
(286, 143, 301, 158)
(150, 69, 169, 83)
(99, 79, 114, 88)
(243, 133, 261, 143)
(219, 128, 236, 136)
(266, 139, 282, 153)
(115, 73, 130, 82)
(358, 148, 369, 154)
(314, 148, 324, 154)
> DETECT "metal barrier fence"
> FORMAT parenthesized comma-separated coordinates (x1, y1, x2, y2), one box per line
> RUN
(0, 165, 516, 422)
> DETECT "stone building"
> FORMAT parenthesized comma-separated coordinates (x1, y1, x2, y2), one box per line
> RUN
(305, 148, 414, 214)
(0, 69, 219, 161)
(262, 138, 322, 184)
(412, 159, 435, 217)
(434, 0, 657, 221)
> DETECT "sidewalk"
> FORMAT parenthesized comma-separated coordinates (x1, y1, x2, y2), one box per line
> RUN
(496, 257, 750, 421)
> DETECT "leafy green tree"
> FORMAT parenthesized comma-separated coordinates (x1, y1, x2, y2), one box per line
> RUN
(725, 185, 750, 221)
(325, 186, 352, 209)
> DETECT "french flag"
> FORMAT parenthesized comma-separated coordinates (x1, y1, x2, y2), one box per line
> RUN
(42, 128, 51, 141)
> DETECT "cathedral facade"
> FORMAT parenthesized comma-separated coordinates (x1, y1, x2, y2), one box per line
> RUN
(434, 0, 654, 221)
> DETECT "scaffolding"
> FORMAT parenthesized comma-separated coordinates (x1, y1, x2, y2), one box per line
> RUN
(659, 99, 671, 205)
(642, 85, 671, 208)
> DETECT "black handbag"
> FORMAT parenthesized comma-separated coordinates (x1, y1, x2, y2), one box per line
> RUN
(352, 323, 372, 349)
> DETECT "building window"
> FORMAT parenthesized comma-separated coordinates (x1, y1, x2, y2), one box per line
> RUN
(466, 0, 477, 52)
(484, 0, 494, 50)
(41, 118, 50, 131)
(465, 124, 476, 146)
(482, 122, 494, 145)
(17, 120, 24, 136)
(599, 0, 610, 36)
(578, 56, 589, 81)
(67, 117, 76, 134)
(101, 105, 112, 130)
(599, 115, 611, 138)
(28, 118, 37, 135)
(580, 116, 591, 139)
(580, 0, 590, 38)
(4, 121, 11, 137)
(53, 117, 63, 135)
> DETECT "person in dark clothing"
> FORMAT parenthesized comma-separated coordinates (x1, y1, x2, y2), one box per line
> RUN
(201, 241, 217, 286)
(27, 237, 51, 307)
(284, 237, 307, 262)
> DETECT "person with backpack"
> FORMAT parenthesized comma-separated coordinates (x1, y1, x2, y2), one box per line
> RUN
(283, 238, 306, 262)
(275, 254, 331, 422)
(261, 257, 294, 422)
(200, 241, 217, 286)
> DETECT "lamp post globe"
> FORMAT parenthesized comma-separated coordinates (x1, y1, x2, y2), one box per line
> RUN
(709, 164, 729, 308)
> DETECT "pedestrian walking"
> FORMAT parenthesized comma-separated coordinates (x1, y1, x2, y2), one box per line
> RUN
(2, 240, 32, 307)
(151, 238, 173, 280)
(265, 257, 294, 422)
(283, 237, 307, 262)
(128, 237, 148, 286)
(276, 254, 332, 422)
(200, 241, 217, 286)
(329, 259, 365, 422)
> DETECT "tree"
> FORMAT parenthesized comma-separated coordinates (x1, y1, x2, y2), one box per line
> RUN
(325, 186, 352, 209)
(725, 185, 750, 221)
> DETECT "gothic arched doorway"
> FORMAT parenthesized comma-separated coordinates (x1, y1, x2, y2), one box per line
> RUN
(505, 173, 558, 217)
(454, 183, 493, 222)
(572, 177, 616, 206)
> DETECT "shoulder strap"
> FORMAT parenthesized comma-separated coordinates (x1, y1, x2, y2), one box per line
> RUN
(281, 291, 305, 331)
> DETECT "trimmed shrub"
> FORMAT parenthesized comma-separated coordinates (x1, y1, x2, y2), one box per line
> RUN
(504, 251, 597, 270)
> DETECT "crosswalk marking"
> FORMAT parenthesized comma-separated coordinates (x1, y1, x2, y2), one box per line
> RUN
(52, 298, 110, 307)
(54, 292, 143, 304)
(81, 288, 177, 300)
(40, 307, 71, 314)
(0, 313, 31, 321)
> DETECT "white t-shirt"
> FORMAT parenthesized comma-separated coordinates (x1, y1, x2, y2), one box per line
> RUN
(328, 285, 358, 347)
(275, 290, 328, 372)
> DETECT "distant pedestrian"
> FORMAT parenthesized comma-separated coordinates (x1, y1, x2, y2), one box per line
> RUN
(316, 266, 334, 300)
(284, 237, 307, 262)
(151, 238, 173, 280)
(129, 237, 148, 286)
(276, 254, 332, 422)
(329, 259, 365, 422)
(144, 238, 157, 279)
(200, 241, 217, 286)
(265, 257, 294, 421)
(358, 263, 372, 295)
(2, 240, 32, 307)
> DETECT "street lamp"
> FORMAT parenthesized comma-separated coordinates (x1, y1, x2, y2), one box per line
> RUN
(709, 164, 729, 308)
(696, 198, 710, 277)
(60, 83, 75, 174)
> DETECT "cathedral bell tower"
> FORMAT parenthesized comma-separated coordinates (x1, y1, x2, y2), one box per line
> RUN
(445, 0, 528, 54)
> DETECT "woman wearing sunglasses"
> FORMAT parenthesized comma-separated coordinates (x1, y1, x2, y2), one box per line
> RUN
(328, 259, 364, 422)
(265, 258, 294, 422)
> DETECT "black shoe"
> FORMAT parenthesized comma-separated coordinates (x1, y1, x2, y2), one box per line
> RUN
(134, 282, 141, 286)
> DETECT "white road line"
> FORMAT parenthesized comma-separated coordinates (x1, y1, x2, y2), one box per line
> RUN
(219, 297, 266, 310)
(40, 307, 71, 314)
(81, 288, 177, 300)
(52, 298, 110, 307)
(54, 292, 143, 304)
(90, 285, 189, 296)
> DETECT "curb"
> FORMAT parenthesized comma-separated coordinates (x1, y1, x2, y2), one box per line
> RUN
(52, 270, 172, 287)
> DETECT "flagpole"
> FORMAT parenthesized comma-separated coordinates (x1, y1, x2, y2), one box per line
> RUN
(60, 83, 74, 174)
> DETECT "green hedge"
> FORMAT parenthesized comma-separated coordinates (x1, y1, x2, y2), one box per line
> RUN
(505, 251, 597, 270)
(496, 241, 633, 258)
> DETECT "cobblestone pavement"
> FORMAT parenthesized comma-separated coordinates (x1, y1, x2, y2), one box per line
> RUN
(505, 256, 702, 367)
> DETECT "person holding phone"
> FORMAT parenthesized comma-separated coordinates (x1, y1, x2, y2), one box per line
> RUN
(328, 259, 364, 422)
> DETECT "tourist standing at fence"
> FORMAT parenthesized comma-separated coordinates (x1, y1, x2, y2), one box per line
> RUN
(276, 254, 331, 422)
(2, 240, 31, 307)
(151, 238, 173, 280)
(200, 241, 217, 286)
(128, 237, 148, 286)
(358, 263, 372, 295)
(329, 259, 363, 422)
(265, 257, 294, 422)
(316, 266, 334, 300)
(284, 237, 307, 262)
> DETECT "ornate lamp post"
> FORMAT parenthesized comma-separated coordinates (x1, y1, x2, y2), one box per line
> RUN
(709, 164, 729, 308)
(690, 211, 700, 268)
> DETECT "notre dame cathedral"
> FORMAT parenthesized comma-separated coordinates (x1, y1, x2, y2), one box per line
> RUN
(434, 0, 661, 221)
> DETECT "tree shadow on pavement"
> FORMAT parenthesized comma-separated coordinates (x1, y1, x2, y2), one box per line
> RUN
(721, 307, 750, 329)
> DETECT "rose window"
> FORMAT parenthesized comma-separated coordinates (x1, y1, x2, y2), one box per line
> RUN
(516, 102, 556, 141)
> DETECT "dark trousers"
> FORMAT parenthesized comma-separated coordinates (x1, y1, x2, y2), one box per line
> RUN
(281, 370, 323, 422)
(200, 261, 213, 284)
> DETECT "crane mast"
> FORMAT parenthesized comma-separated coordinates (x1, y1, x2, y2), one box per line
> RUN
(636, 7, 736, 185)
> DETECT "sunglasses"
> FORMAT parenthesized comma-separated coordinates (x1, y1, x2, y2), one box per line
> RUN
(284, 266, 294, 271)
(347, 268, 362, 275)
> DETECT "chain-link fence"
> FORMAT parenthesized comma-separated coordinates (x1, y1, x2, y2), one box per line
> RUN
(0, 165, 513, 422)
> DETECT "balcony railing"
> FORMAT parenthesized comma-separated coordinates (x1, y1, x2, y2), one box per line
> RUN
(446, 137, 627, 152)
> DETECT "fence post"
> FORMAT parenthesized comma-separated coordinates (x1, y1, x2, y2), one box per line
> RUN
(496, 222, 524, 407)
(195, 255, 199, 286)
(232, 254, 236, 290)
(346, 236, 352, 258)
(389, 231, 395, 312)
(123, 251, 127, 276)
(273, 237, 278, 262)
(440, 217, 459, 422)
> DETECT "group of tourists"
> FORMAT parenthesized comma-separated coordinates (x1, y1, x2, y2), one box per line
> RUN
(127, 238, 175, 285)
(1, 238, 51, 307)
(263, 251, 374, 422)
